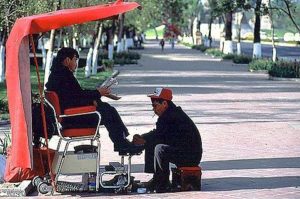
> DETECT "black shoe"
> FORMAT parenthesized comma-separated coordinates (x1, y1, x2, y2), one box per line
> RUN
(114, 139, 144, 155)
(144, 178, 156, 192)
(155, 181, 171, 193)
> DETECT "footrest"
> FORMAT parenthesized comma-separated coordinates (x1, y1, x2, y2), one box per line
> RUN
(118, 150, 143, 156)
(109, 162, 124, 172)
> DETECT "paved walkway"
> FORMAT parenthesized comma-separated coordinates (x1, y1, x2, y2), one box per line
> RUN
(4, 40, 300, 198)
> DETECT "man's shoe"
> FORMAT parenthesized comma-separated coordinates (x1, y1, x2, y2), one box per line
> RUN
(114, 139, 144, 155)
(154, 181, 171, 193)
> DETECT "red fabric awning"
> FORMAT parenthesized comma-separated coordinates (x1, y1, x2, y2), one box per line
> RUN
(5, 0, 140, 171)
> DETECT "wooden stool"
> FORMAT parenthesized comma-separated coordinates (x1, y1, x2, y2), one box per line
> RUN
(171, 166, 202, 191)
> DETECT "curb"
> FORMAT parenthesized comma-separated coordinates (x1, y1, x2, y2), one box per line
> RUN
(269, 75, 300, 82)
(249, 69, 269, 74)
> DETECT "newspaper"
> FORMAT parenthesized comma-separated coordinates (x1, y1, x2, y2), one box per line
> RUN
(97, 70, 121, 100)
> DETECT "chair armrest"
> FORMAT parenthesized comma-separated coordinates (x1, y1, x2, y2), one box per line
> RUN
(64, 106, 97, 115)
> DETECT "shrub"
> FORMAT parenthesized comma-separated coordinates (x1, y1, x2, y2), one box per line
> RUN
(102, 59, 114, 70)
(192, 44, 208, 52)
(233, 54, 252, 64)
(99, 52, 141, 60)
(205, 48, 223, 57)
(0, 133, 11, 155)
(249, 59, 274, 71)
(0, 98, 8, 114)
(222, 53, 235, 60)
(269, 60, 300, 78)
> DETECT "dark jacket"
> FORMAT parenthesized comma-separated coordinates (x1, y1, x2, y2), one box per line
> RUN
(45, 65, 101, 111)
(154, 102, 202, 157)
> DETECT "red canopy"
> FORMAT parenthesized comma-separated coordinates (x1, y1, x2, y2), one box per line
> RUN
(5, 0, 140, 170)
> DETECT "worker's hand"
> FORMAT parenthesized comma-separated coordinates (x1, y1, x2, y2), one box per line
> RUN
(97, 87, 111, 96)
(132, 134, 146, 145)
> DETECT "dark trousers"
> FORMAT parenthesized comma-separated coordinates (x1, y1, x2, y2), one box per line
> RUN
(142, 132, 201, 188)
(153, 144, 201, 188)
(63, 101, 128, 147)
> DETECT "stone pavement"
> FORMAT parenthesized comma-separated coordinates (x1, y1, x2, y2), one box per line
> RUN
(3, 40, 300, 198)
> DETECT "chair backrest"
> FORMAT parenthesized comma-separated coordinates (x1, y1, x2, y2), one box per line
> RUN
(45, 91, 62, 122)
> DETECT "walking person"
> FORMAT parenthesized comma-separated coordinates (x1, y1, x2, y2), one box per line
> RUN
(170, 35, 175, 49)
(159, 38, 165, 51)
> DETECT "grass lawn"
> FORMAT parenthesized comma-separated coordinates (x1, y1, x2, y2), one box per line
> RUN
(0, 66, 112, 120)
(145, 25, 164, 39)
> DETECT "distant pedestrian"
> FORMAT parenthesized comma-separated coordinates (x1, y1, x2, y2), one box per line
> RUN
(170, 35, 175, 49)
(159, 39, 165, 51)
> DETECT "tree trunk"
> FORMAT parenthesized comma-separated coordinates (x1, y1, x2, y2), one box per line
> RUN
(0, 31, 6, 83)
(236, 12, 244, 55)
(44, 0, 61, 87)
(253, 0, 262, 58)
(117, 14, 125, 53)
(108, 20, 116, 60)
(92, 22, 103, 75)
(0, 44, 5, 83)
(190, 17, 195, 45)
(39, 36, 47, 69)
(44, 29, 56, 88)
(208, 15, 213, 48)
(269, 0, 277, 61)
(153, 26, 158, 40)
(219, 17, 225, 51)
(85, 47, 93, 78)
(224, 12, 233, 54)
(57, 29, 63, 49)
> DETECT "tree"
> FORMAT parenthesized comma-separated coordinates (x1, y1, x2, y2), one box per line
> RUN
(126, 0, 162, 39)
(207, 0, 251, 54)
(270, 0, 300, 34)
(268, 0, 277, 61)
(253, 0, 262, 58)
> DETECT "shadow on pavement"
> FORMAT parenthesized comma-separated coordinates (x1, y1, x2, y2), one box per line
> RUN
(201, 157, 300, 170)
(203, 176, 300, 191)
(202, 157, 300, 191)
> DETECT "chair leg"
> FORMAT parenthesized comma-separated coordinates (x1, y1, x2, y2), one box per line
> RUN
(57, 138, 62, 151)
(96, 138, 101, 192)
(55, 140, 71, 185)
(127, 156, 132, 185)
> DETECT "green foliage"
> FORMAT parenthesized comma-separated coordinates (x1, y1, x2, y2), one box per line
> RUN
(102, 59, 114, 70)
(0, 133, 11, 155)
(205, 48, 224, 57)
(0, 98, 8, 114)
(191, 44, 208, 52)
(99, 51, 141, 66)
(222, 53, 235, 60)
(249, 59, 273, 71)
(269, 60, 300, 78)
(221, 54, 252, 64)
(233, 54, 252, 64)
(145, 26, 164, 39)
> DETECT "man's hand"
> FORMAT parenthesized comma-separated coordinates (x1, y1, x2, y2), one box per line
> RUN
(97, 87, 111, 97)
(132, 134, 146, 145)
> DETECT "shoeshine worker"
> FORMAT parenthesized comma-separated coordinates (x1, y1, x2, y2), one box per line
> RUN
(133, 87, 203, 193)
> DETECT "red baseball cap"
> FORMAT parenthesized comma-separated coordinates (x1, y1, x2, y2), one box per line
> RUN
(147, 87, 173, 101)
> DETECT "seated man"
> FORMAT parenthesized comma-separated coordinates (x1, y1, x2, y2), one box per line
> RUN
(46, 47, 143, 153)
(133, 88, 203, 192)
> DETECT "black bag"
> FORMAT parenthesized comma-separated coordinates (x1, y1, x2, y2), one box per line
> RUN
(32, 95, 58, 147)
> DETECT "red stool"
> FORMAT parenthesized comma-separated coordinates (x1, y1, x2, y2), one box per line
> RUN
(171, 166, 202, 191)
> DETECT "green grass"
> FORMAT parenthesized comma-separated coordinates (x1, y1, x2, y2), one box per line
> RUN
(145, 25, 164, 39)
(0, 66, 112, 120)
(261, 29, 296, 39)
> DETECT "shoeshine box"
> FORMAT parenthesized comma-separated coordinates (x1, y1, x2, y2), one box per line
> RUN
(52, 151, 97, 174)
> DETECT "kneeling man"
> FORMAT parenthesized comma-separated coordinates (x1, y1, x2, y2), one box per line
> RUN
(134, 88, 203, 192)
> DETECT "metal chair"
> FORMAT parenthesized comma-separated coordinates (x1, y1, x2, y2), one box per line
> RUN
(44, 90, 101, 191)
